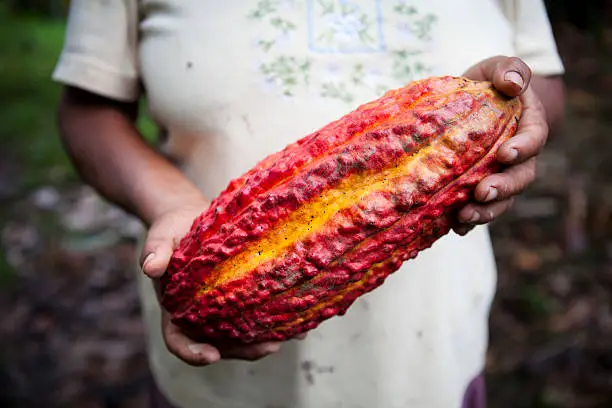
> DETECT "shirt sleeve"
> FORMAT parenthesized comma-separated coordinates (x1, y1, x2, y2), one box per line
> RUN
(52, 0, 141, 102)
(498, 0, 565, 76)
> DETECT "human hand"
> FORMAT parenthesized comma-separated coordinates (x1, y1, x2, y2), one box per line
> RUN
(453, 56, 549, 235)
(140, 200, 286, 366)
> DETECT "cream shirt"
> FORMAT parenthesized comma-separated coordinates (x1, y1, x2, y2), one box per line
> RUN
(53, 1, 563, 407)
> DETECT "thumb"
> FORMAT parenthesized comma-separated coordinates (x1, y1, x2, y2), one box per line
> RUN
(140, 234, 176, 279)
(464, 55, 532, 97)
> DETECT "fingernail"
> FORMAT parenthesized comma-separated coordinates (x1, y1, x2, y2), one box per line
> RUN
(188, 344, 206, 355)
(468, 211, 480, 223)
(143, 253, 155, 268)
(505, 147, 519, 162)
(504, 71, 524, 88)
(268, 343, 281, 352)
(455, 225, 475, 236)
(484, 187, 498, 202)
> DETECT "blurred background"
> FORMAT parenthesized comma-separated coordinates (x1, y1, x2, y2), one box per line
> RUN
(0, 1, 611, 407)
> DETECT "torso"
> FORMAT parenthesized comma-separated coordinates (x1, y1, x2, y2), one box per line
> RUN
(135, 1, 509, 407)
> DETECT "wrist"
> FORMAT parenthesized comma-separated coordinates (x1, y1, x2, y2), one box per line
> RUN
(139, 186, 209, 226)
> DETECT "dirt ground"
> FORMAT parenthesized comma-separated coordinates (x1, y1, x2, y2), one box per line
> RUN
(1, 15, 611, 408)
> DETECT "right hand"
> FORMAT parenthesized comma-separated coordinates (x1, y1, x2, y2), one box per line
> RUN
(139, 200, 287, 366)
(453, 56, 547, 235)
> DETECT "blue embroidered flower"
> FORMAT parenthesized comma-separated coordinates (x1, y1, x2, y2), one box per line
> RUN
(325, 11, 366, 44)
(245, 0, 438, 102)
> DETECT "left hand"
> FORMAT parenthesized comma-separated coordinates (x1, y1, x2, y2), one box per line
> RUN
(140, 203, 283, 366)
(453, 56, 549, 235)
(140, 201, 306, 367)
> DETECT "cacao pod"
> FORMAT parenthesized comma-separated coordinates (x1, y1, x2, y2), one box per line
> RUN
(160, 76, 522, 344)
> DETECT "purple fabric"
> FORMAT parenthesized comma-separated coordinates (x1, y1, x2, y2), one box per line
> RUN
(462, 374, 487, 408)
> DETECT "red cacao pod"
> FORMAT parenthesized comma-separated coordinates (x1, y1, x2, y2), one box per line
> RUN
(160, 76, 522, 344)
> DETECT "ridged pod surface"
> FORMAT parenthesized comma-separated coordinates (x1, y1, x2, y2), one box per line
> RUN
(161, 76, 522, 344)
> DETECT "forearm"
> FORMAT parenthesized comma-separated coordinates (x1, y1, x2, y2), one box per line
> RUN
(529, 74, 565, 134)
(57, 86, 208, 225)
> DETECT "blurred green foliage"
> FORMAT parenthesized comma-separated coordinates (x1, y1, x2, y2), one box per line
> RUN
(0, 4, 74, 188)
(7, 0, 65, 18)
(0, 3, 157, 284)
(0, 4, 157, 191)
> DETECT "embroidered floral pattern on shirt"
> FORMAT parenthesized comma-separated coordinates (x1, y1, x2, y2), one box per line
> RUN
(246, 0, 437, 103)
(388, 1, 437, 83)
(248, 0, 310, 97)
(394, 2, 437, 41)
(260, 56, 312, 96)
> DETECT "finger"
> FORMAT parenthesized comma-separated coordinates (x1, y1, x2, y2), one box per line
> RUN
(453, 224, 475, 236)
(489, 56, 532, 97)
(221, 342, 282, 361)
(464, 55, 532, 96)
(163, 318, 221, 366)
(458, 198, 515, 225)
(140, 237, 175, 278)
(497, 88, 549, 164)
(473, 158, 537, 203)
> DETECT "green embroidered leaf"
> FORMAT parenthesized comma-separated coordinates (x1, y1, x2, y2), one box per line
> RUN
(270, 17, 297, 34)
(248, 0, 278, 20)
(318, 0, 335, 15)
(321, 82, 354, 104)
(351, 63, 365, 86)
(260, 56, 312, 97)
(257, 39, 276, 52)
(394, 4, 417, 16)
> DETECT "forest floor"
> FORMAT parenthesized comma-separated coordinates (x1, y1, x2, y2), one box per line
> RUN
(0, 9, 611, 408)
